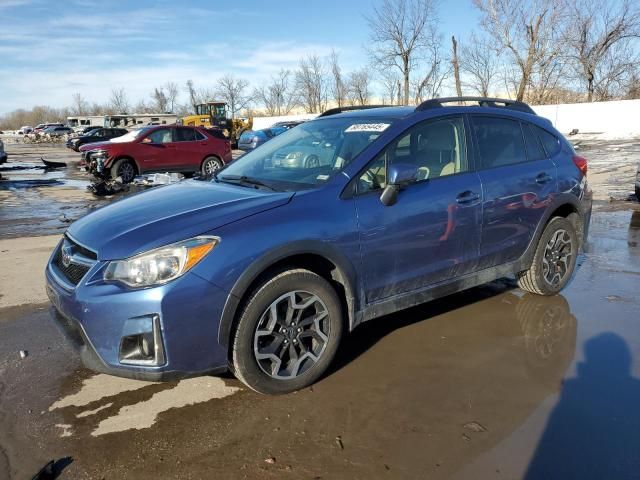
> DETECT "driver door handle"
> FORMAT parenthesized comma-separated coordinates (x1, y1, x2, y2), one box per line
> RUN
(536, 173, 553, 184)
(456, 190, 480, 205)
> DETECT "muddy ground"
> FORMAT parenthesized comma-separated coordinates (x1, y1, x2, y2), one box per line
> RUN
(0, 138, 639, 479)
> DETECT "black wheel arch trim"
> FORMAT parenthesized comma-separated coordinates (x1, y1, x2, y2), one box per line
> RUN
(521, 193, 587, 269)
(217, 240, 360, 349)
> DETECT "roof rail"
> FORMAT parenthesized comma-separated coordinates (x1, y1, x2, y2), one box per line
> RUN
(318, 105, 395, 117)
(415, 97, 536, 115)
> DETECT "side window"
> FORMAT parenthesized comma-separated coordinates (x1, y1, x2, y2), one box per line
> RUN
(195, 130, 207, 141)
(534, 126, 561, 157)
(522, 123, 546, 161)
(175, 127, 196, 142)
(146, 128, 173, 144)
(358, 116, 468, 193)
(473, 116, 527, 168)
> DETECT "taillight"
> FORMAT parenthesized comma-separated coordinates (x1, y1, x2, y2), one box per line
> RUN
(573, 155, 588, 176)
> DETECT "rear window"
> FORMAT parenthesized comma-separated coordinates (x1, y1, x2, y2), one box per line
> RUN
(205, 128, 227, 140)
(534, 126, 561, 157)
(175, 127, 196, 142)
(473, 116, 527, 169)
(522, 123, 546, 161)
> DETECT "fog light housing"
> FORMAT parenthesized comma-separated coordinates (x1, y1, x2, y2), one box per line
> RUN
(119, 315, 166, 366)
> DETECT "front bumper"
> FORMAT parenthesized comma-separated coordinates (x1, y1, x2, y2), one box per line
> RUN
(45, 244, 231, 381)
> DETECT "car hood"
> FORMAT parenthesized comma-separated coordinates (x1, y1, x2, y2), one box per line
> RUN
(68, 180, 294, 260)
(79, 140, 121, 152)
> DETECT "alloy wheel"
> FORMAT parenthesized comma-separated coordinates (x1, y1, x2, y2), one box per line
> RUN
(118, 162, 135, 183)
(204, 158, 221, 175)
(253, 290, 330, 380)
(542, 229, 573, 287)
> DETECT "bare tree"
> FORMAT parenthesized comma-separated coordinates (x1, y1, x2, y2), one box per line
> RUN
(253, 69, 298, 116)
(151, 87, 168, 112)
(347, 69, 371, 106)
(412, 41, 450, 103)
(164, 82, 179, 113)
(527, 54, 569, 104)
(329, 50, 348, 107)
(295, 54, 328, 113)
(71, 93, 89, 116)
(185, 80, 215, 112)
(380, 71, 401, 105)
(365, 0, 440, 105)
(459, 33, 499, 97)
(134, 99, 153, 114)
(564, 0, 640, 102)
(451, 36, 463, 97)
(473, 0, 564, 101)
(109, 87, 130, 114)
(626, 72, 640, 99)
(216, 74, 251, 119)
(185, 80, 198, 112)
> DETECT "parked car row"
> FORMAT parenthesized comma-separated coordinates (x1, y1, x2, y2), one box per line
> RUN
(237, 120, 305, 152)
(66, 127, 128, 151)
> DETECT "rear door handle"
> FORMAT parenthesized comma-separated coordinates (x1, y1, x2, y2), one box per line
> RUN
(456, 190, 480, 205)
(536, 173, 552, 184)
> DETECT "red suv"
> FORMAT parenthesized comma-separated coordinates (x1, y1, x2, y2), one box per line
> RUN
(80, 125, 232, 183)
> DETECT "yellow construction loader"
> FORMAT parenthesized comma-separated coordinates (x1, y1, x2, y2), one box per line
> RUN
(180, 101, 252, 146)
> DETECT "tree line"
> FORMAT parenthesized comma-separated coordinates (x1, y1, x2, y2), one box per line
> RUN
(1, 0, 639, 130)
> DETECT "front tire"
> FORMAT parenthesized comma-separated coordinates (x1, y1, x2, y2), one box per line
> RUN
(201, 156, 223, 176)
(110, 158, 137, 183)
(517, 217, 578, 295)
(232, 269, 343, 394)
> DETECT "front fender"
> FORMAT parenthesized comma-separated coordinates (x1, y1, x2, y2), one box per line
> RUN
(217, 239, 360, 349)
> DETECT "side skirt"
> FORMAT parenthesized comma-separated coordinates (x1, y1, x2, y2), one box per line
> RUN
(359, 260, 524, 323)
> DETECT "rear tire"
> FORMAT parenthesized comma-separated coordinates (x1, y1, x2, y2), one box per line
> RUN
(110, 158, 137, 183)
(517, 217, 578, 295)
(201, 156, 223, 176)
(231, 269, 343, 395)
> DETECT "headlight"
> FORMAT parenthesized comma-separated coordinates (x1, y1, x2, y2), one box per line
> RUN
(104, 236, 218, 288)
(91, 149, 108, 159)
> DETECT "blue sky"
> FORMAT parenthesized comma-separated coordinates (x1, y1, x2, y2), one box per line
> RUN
(0, 0, 480, 114)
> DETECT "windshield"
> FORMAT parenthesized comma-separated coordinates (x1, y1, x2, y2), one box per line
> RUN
(219, 117, 392, 191)
(110, 128, 148, 143)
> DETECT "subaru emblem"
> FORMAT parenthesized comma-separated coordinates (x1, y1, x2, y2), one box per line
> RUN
(61, 244, 73, 268)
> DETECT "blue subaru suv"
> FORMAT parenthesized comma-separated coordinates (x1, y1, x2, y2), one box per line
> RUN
(46, 97, 592, 394)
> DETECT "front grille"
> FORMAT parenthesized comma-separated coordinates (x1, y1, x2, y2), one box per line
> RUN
(54, 248, 90, 285)
(52, 236, 96, 286)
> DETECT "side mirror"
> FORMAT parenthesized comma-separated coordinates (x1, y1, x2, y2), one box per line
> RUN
(380, 163, 418, 206)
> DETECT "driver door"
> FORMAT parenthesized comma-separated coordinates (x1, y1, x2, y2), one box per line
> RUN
(137, 128, 178, 171)
(353, 116, 483, 303)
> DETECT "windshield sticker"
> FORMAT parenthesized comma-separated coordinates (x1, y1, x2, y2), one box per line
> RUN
(316, 174, 330, 181)
(345, 123, 390, 133)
